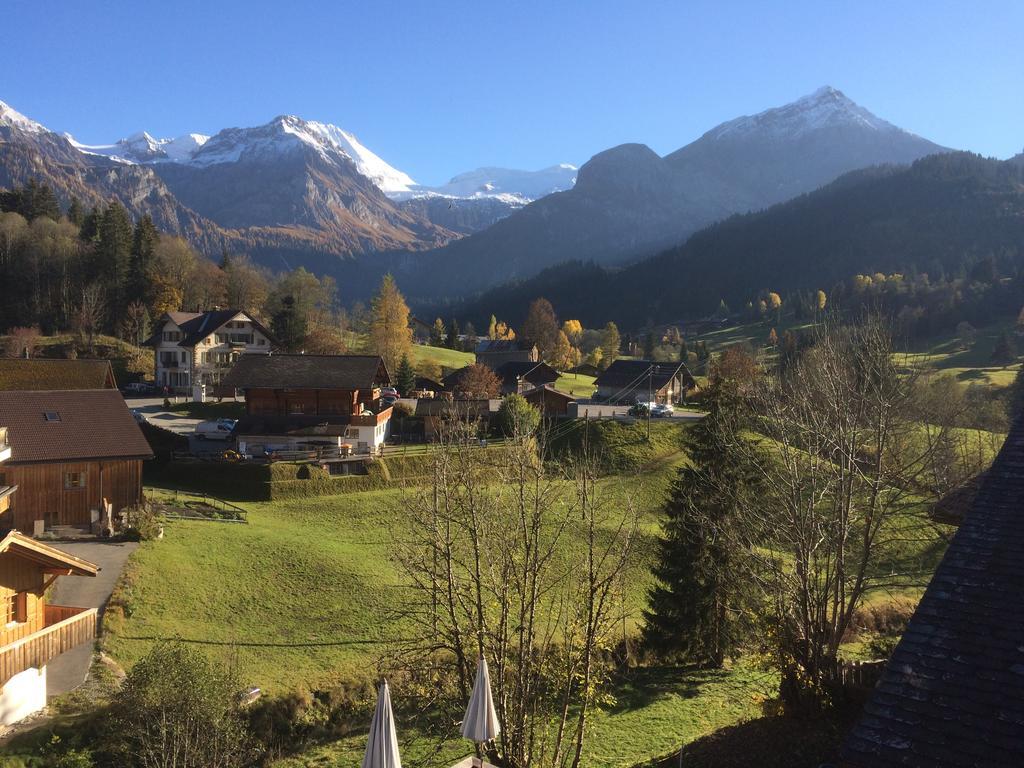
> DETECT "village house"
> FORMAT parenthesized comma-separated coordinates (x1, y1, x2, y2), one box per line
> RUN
(841, 418, 1024, 767)
(221, 354, 393, 455)
(593, 359, 695, 404)
(474, 339, 538, 369)
(145, 309, 274, 395)
(0, 390, 153, 534)
(523, 385, 576, 417)
(0, 359, 116, 391)
(443, 360, 560, 398)
(0, 531, 99, 726)
(415, 399, 498, 442)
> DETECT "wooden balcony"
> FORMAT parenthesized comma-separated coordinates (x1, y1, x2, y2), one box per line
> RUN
(0, 605, 97, 686)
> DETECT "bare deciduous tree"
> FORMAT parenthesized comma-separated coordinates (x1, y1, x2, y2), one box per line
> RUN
(392, 418, 637, 768)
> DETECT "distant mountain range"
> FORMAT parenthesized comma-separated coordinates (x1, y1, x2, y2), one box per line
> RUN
(393, 87, 949, 298)
(2, 88, 952, 300)
(448, 152, 1024, 330)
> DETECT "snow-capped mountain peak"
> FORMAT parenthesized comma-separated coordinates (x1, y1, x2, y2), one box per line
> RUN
(0, 100, 47, 134)
(707, 85, 904, 141)
(66, 130, 210, 164)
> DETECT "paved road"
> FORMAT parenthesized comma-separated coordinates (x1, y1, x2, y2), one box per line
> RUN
(571, 402, 706, 421)
(125, 396, 203, 435)
(45, 541, 138, 698)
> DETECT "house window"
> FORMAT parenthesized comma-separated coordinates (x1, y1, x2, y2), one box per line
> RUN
(288, 402, 306, 415)
(6, 592, 26, 624)
(43, 411, 61, 422)
(64, 472, 86, 489)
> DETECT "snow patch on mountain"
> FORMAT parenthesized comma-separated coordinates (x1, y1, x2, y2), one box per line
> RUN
(67, 130, 209, 164)
(0, 100, 47, 134)
(707, 86, 910, 141)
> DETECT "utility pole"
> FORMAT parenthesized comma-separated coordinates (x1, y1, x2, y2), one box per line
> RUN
(647, 364, 653, 442)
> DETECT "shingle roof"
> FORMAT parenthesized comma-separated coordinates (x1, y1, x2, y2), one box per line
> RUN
(0, 390, 153, 463)
(221, 354, 389, 391)
(494, 361, 560, 388)
(593, 359, 694, 392)
(145, 310, 275, 348)
(475, 339, 533, 355)
(523, 384, 576, 404)
(842, 418, 1024, 767)
(0, 359, 116, 391)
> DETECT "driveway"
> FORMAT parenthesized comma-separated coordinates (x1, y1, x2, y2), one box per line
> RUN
(125, 397, 202, 436)
(571, 402, 706, 421)
(45, 540, 138, 697)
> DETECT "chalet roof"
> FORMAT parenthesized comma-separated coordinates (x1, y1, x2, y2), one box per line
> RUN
(475, 339, 534, 355)
(221, 354, 390, 391)
(0, 531, 99, 576)
(233, 415, 354, 438)
(0, 359, 116, 391)
(413, 376, 443, 391)
(842, 417, 1024, 767)
(523, 385, 576, 404)
(0, 389, 153, 464)
(593, 359, 695, 392)
(414, 399, 498, 418)
(494, 361, 560, 388)
(145, 309, 275, 348)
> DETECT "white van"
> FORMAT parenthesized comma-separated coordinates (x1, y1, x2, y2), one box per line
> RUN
(194, 420, 234, 441)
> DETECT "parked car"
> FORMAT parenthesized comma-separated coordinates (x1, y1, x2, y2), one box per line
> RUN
(194, 420, 234, 440)
(627, 403, 649, 418)
(381, 395, 400, 407)
(652, 403, 674, 418)
(380, 386, 399, 398)
(122, 382, 156, 396)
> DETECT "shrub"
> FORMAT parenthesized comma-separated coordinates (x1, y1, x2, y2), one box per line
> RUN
(497, 393, 540, 437)
(120, 503, 162, 541)
(103, 640, 251, 768)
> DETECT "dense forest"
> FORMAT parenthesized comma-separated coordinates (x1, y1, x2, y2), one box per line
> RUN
(448, 153, 1024, 336)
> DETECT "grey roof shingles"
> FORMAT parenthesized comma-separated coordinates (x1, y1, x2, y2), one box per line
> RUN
(593, 359, 695, 391)
(842, 417, 1024, 767)
(222, 354, 389, 391)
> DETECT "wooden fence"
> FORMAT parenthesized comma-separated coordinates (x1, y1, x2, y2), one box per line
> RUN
(0, 606, 97, 685)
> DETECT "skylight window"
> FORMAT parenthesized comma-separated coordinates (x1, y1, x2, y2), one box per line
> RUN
(43, 411, 61, 422)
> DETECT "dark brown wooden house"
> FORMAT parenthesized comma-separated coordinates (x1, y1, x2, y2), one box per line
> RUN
(524, 385, 576, 416)
(842, 417, 1024, 767)
(222, 354, 390, 416)
(0, 531, 98, 725)
(0, 390, 153, 533)
(593, 360, 695, 404)
(0, 359, 116, 391)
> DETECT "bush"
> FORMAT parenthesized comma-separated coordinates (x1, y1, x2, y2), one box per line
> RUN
(497, 393, 540, 437)
(120, 503, 162, 541)
(103, 640, 251, 768)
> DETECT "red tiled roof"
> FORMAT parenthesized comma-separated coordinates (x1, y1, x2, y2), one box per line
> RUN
(0, 390, 153, 464)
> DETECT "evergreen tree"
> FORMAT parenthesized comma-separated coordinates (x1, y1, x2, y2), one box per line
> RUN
(23, 179, 60, 221)
(642, 332, 655, 360)
(96, 201, 134, 314)
(448, 318, 461, 350)
(66, 197, 85, 227)
(679, 337, 689, 363)
(219, 246, 232, 270)
(642, 382, 756, 666)
(80, 207, 102, 243)
(992, 331, 1018, 366)
(128, 214, 160, 305)
(395, 354, 416, 396)
(271, 296, 307, 352)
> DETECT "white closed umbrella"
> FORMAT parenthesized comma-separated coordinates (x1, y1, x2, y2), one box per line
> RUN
(461, 655, 500, 766)
(362, 679, 402, 768)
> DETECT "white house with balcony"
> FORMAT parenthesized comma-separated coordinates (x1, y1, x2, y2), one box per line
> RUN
(145, 310, 275, 395)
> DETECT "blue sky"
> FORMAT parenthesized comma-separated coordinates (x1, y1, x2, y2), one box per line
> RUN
(4, 0, 1022, 185)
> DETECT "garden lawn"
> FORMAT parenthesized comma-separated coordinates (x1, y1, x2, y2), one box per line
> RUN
(271, 664, 775, 768)
(406, 343, 473, 372)
(106, 447, 686, 695)
(555, 373, 597, 398)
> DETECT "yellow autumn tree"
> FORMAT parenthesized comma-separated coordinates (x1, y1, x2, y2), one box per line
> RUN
(369, 274, 413, 372)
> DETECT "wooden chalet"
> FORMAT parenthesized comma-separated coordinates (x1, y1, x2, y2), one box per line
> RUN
(841, 417, 1024, 767)
(0, 531, 98, 725)
(0, 390, 153, 534)
(415, 399, 498, 441)
(593, 360, 695, 404)
(0, 359, 116, 391)
(474, 339, 538, 369)
(221, 354, 394, 454)
(523, 385, 576, 417)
